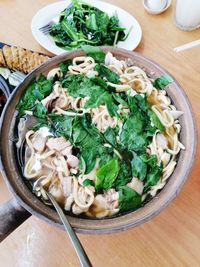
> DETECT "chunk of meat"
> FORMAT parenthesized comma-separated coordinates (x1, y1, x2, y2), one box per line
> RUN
(49, 185, 64, 205)
(72, 203, 88, 215)
(32, 132, 47, 153)
(127, 177, 143, 195)
(41, 92, 58, 109)
(62, 176, 73, 197)
(156, 133, 168, 149)
(87, 189, 119, 218)
(47, 67, 62, 79)
(64, 195, 74, 211)
(67, 155, 79, 168)
(46, 137, 71, 151)
(61, 145, 73, 156)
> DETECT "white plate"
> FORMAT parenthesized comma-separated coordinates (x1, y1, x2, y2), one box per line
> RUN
(31, 0, 142, 55)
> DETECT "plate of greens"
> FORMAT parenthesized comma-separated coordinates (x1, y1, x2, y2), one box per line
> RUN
(31, 0, 142, 55)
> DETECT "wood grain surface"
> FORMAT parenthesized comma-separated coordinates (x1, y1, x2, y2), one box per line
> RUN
(0, 1, 200, 266)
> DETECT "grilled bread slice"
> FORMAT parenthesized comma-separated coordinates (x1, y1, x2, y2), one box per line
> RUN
(0, 45, 50, 73)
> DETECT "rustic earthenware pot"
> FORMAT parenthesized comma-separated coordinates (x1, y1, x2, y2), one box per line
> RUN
(0, 48, 197, 241)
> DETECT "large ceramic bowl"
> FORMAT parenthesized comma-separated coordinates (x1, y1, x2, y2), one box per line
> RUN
(0, 47, 197, 237)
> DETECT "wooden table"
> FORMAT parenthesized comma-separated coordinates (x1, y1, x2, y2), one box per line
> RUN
(0, 1, 200, 266)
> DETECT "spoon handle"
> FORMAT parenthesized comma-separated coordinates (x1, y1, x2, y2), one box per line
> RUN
(45, 191, 92, 267)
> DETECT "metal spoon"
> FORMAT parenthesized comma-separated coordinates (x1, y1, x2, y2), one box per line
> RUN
(44, 189, 92, 267)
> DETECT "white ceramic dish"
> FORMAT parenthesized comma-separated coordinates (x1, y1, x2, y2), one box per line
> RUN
(31, 0, 142, 55)
(143, 0, 172, 15)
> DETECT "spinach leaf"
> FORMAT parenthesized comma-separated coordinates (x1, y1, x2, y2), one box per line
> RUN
(112, 93, 128, 106)
(113, 160, 132, 189)
(16, 75, 53, 117)
(103, 127, 117, 146)
(95, 64, 120, 84)
(50, 114, 74, 139)
(59, 59, 72, 75)
(62, 74, 119, 117)
(83, 179, 95, 187)
(62, 75, 92, 97)
(61, 20, 79, 41)
(128, 94, 148, 113)
(153, 75, 173, 90)
(71, 116, 108, 174)
(120, 114, 147, 153)
(144, 165, 163, 192)
(81, 142, 97, 174)
(95, 158, 119, 190)
(140, 154, 157, 168)
(118, 186, 142, 212)
(33, 103, 47, 119)
(131, 154, 147, 181)
(82, 45, 105, 63)
(149, 110, 165, 132)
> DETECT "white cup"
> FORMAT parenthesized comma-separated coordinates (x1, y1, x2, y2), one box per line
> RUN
(175, 0, 200, 31)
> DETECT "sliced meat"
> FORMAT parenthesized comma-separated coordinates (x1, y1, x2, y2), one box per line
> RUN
(67, 155, 79, 168)
(156, 133, 168, 149)
(41, 91, 58, 110)
(62, 176, 73, 197)
(61, 145, 73, 156)
(127, 177, 143, 195)
(87, 190, 119, 218)
(32, 133, 46, 153)
(47, 67, 62, 79)
(49, 185, 64, 205)
(64, 195, 74, 211)
(46, 137, 71, 152)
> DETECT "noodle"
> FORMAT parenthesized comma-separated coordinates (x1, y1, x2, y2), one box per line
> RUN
(17, 52, 184, 218)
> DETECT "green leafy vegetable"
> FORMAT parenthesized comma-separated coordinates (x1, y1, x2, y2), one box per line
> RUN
(83, 179, 95, 187)
(82, 45, 105, 63)
(50, 114, 74, 139)
(118, 186, 142, 212)
(62, 74, 119, 117)
(149, 110, 165, 132)
(33, 103, 47, 119)
(95, 64, 120, 84)
(113, 160, 132, 189)
(120, 113, 147, 153)
(95, 158, 119, 190)
(103, 127, 117, 146)
(16, 75, 53, 117)
(144, 165, 162, 192)
(49, 2, 127, 50)
(131, 154, 147, 181)
(59, 59, 72, 75)
(153, 75, 174, 90)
